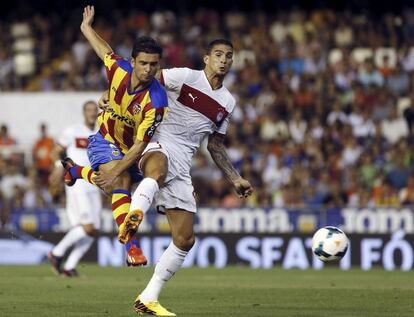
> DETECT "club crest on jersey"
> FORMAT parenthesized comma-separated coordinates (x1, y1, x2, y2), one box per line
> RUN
(216, 111, 224, 122)
(133, 103, 141, 115)
(109, 144, 120, 157)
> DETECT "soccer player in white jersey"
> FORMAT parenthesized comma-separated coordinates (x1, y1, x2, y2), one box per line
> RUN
(47, 101, 101, 277)
(95, 39, 253, 316)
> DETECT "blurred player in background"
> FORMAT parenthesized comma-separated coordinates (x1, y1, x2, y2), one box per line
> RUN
(95, 39, 253, 316)
(48, 101, 101, 277)
(62, 5, 168, 266)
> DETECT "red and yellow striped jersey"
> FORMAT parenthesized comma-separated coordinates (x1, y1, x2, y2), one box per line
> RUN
(98, 52, 168, 153)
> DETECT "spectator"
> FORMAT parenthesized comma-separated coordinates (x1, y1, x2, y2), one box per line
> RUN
(334, 20, 353, 47)
(374, 180, 400, 207)
(378, 55, 394, 78)
(288, 110, 307, 143)
(341, 136, 362, 168)
(323, 180, 348, 207)
(352, 109, 376, 140)
(0, 124, 16, 146)
(279, 37, 304, 76)
(260, 111, 289, 142)
(381, 106, 409, 144)
(387, 155, 411, 190)
(33, 123, 54, 185)
(23, 169, 52, 209)
(403, 96, 414, 132)
(0, 161, 27, 216)
(386, 63, 410, 96)
(327, 99, 348, 126)
(262, 158, 291, 192)
(399, 175, 414, 205)
(358, 58, 384, 88)
(358, 154, 378, 189)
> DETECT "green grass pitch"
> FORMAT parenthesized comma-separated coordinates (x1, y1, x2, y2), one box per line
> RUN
(1, 265, 413, 317)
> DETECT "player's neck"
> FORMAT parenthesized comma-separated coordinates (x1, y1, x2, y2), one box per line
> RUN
(85, 121, 95, 131)
(130, 75, 150, 92)
(203, 70, 223, 90)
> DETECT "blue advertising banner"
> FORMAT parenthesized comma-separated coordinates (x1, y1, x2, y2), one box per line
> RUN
(1, 231, 413, 271)
(8, 207, 414, 234)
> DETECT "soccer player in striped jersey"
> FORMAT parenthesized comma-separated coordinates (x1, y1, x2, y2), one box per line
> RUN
(62, 5, 168, 266)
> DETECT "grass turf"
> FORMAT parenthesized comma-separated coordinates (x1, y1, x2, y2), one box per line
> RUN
(0, 265, 413, 317)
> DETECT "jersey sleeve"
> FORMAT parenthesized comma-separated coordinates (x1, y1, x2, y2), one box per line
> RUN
(104, 52, 123, 82)
(215, 96, 236, 135)
(160, 67, 191, 92)
(136, 105, 168, 142)
(216, 115, 231, 135)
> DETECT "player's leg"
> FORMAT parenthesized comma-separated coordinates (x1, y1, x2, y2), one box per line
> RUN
(99, 161, 147, 266)
(62, 183, 102, 277)
(134, 209, 194, 316)
(48, 187, 93, 274)
(131, 150, 168, 213)
(62, 132, 121, 191)
(61, 223, 95, 277)
(48, 225, 89, 275)
(61, 157, 98, 187)
(119, 146, 168, 244)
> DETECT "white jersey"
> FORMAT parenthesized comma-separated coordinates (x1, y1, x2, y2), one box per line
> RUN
(154, 68, 236, 173)
(58, 123, 98, 194)
(59, 123, 102, 227)
(58, 123, 97, 166)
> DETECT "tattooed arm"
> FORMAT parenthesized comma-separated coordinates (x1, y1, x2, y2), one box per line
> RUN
(207, 132, 253, 198)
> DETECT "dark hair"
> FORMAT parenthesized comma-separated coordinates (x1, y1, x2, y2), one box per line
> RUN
(131, 36, 163, 59)
(206, 39, 233, 55)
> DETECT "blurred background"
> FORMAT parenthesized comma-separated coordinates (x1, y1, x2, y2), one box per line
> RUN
(1, 0, 414, 269)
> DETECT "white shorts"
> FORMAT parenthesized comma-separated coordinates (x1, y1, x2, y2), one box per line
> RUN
(65, 180, 102, 229)
(142, 142, 196, 213)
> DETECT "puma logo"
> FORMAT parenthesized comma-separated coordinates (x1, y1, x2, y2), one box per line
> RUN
(188, 93, 198, 103)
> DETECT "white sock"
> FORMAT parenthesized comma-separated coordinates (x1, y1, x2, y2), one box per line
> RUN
(140, 242, 188, 303)
(63, 236, 94, 271)
(52, 226, 88, 257)
(130, 177, 159, 214)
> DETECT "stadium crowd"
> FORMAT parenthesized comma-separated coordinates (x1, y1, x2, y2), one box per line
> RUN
(2, 7, 414, 226)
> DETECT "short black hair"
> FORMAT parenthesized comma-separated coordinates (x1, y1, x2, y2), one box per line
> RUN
(206, 39, 233, 55)
(131, 36, 163, 59)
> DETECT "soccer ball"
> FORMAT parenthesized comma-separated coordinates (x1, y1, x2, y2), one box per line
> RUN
(312, 226, 349, 262)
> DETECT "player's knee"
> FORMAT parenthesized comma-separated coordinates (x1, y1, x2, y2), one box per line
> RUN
(146, 171, 166, 187)
(143, 153, 167, 186)
(174, 234, 195, 252)
(112, 172, 131, 191)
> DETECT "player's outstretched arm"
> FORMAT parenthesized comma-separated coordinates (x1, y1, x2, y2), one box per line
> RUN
(80, 5, 113, 61)
(207, 132, 253, 198)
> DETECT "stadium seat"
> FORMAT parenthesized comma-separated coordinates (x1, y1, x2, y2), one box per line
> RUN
(328, 48, 343, 65)
(374, 47, 397, 68)
(351, 47, 373, 64)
